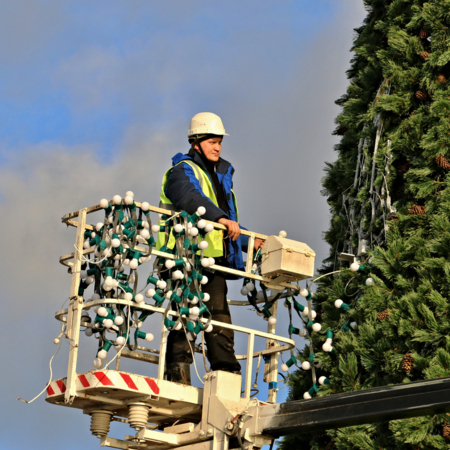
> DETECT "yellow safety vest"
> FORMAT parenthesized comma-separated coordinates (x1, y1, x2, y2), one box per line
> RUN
(157, 160, 239, 257)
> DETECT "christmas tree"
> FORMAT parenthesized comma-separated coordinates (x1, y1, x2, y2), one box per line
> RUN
(281, 1, 450, 449)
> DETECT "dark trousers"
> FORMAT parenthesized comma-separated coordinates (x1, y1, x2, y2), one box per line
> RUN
(166, 271, 241, 373)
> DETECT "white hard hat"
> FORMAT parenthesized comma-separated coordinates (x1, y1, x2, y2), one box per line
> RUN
(188, 112, 229, 138)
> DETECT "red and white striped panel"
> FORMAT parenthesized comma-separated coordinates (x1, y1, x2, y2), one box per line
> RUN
(46, 371, 160, 398)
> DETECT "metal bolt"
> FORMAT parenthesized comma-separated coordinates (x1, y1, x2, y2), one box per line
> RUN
(227, 423, 234, 431)
(204, 374, 209, 380)
(199, 430, 205, 436)
(207, 428, 213, 435)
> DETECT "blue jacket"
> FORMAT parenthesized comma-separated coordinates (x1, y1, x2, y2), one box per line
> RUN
(164, 151, 249, 271)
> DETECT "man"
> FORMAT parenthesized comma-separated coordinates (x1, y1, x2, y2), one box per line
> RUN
(158, 112, 264, 383)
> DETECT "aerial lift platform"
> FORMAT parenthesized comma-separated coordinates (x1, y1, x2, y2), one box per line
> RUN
(46, 197, 450, 450)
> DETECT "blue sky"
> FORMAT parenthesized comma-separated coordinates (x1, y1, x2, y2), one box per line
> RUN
(0, 1, 366, 449)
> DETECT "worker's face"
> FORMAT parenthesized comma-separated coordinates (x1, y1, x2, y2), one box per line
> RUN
(196, 137, 222, 162)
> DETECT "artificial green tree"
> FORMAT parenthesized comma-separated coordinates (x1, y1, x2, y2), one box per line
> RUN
(282, 1, 450, 449)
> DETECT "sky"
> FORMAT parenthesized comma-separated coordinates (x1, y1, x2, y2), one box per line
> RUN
(0, 1, 367, 449)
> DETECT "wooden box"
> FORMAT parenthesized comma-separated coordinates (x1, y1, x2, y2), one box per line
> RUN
(260, 236, 315, 283)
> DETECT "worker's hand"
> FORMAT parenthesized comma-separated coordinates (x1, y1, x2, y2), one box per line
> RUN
(218, 218, 241, 241)
(254, 238, 265, 252)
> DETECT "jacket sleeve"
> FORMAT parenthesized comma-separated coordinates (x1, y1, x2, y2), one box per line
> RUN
(165, 162, 228, 222)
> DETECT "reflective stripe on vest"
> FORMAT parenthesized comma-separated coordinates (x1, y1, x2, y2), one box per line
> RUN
(157, 160, 225, 257)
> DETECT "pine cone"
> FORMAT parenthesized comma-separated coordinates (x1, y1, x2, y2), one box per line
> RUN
(436, 155, 450, 170)
(396, 185, 405, 198)
(397, 162, 411, 175)
(377, 309, 390, 320)
(420, 51, 430, 59)
(408, 205, 426, 215)
(335, 125, 349, 136)
(402, 353, 414, 373)
(388, 214, 399, 221)
(443, 423, 450, 441)
(415, 90, 428, 100)
(419, 29, 429, 39)
(437, 74, 447, 84)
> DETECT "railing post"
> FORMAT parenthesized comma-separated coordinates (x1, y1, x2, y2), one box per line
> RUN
(244, 333, 255, 399)
(65, 208, 86, 404)
(264, 301, 279, 403)
(158, 314, 168, 380)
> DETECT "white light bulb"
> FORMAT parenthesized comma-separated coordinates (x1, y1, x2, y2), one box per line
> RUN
(197, 206, 206, 216)
(100, 199, 109, 209)
(278, 230, 287, 238)
(241, 287, 249, 296)
(189, 227, 199, 237)
(83, 241, 90, 250)
(281, 364, 289, 372)
(116, 336, 126, 346)
(91, 231, 96, 239)
(145, 289, 155, 299)
(185, 262, 192, 271)
(256, 291, 264, 300)
(203, 293, 210, 302)
(95, 222, 103, 232)
(198, 240, 209, 250)
(310, 310, 317, 319)
(129, 259, 139, 270)
(319, 376, 327, 385)
(334, 299, 343, 308)
(204, 223, 214, 233)
(303, 392, 312, 400)
(165, 259, 175, 269)
(140, 229, 150, 240)
(200, 275, 208, 285)
(190, 306, 200, 316)
(114, 254, 122, 261)
(299, 329, 307, 337)
(103, 319, 113, 328)
(174, 322, 182, 331)
(114, 316, 124, 326)
(268, 317, 277, 325)
(303, 307, 309, 316)
(113, 195, 122, 205)
(85, 328, 93, 337)
(124, 195, 134, 205)
(366, 277, 374, 286)
(98, 350, 108, 360)
(124, 292, 133, 301)
(97, 307, 108, 317)
(173, 270, 184, 280)
(201, 257, 211, 267)
(322, 343, 332, 352)
(91, 293, 100, 301)
(350, 321, 358, 330)
(300, 289, 309, 298)
(301, 361, 311, 370)
(256, 311, 264, 317)
(208, 257, 215, 266)
(174, 223, 184, 233)
(104, 276, 114, 288)
(156, 280, 167, 290)
(246, 282, 255, 291)
(152, 224, 161, 233)
(142, 221, 149, 229)
(205, 324, 213, 333)
(312, 323, 322, 332)
(350, 262, 360, 272)
(141, 201, 149, 211)
(145, 333, 154, 342)
(197, 219, 206, 229)
(93, 358, 102, 368)
(190, 296, 199, 305)
(165, 290, 173, 299)
(80, 270, 87, 279)
(125, 190, 134, 198)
